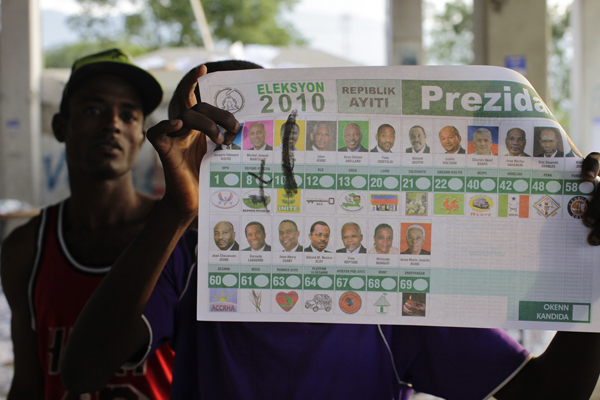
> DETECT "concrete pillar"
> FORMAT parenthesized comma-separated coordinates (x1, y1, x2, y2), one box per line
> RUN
(571, 0, 600, 155)
(473, 0, 548, 102)
(387, 0, 423, 66)
(0, 0, 42, 205)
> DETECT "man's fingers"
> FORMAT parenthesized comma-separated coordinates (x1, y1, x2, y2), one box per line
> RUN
(178, 102, 240, 144)
(582, 152, 600, 182)
(167, 65, 239, 145)
(193, 102, 240, 132)
(168, 65, 207, 119)
(582, 152, 600, 228)
(583, 190, 600, 228)
(178, 108, 225, 144)
(223, 132, 238, 145)
(179, 65, 207, 108)
(146, 119, 183, 145)
(168, 102, 241, 145)
(588, 225, 600, 246)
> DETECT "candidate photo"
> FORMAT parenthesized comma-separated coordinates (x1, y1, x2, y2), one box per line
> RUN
(338, 121, 369, 152)
(243, 121, 273, 151)
(438, 125, 465, 154)
(306, 121, 336, 151)
(215, 124, 242, 151)
(371, 124, 396, 153)
(467, 126, 499, 155)
(503, 127, 530, 157)
(274, 120, 304, 151)
(405, 125, 430, 153)
(213, 221, 239, 251)
(305, 221, 332, 253)
(278, 219, 303, 252)
(242, 221, 271, 251)
(368, 223, 399, 254)
(533, 127, 564, 158)
(400, 224, 431, 255)
(336, 222, 367, 254)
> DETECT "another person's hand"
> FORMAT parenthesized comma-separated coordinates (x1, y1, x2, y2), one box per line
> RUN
(582, 152, 600, 245)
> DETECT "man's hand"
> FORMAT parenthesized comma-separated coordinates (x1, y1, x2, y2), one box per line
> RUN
(582, 152, 600, 245)
(167, 65, 240, 145)
(148, 65, 241, 217)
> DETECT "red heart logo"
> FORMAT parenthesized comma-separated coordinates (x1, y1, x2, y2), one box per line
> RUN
(276, 291, 298, 312)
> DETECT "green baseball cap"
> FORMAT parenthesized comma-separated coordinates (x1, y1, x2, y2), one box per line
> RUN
(59, 48, 163, 116)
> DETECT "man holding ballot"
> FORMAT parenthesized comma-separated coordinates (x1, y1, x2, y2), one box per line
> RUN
(62, 63, 600, 400)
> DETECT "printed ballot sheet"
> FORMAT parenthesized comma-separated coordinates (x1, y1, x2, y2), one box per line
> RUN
(196, 66, 600, 332)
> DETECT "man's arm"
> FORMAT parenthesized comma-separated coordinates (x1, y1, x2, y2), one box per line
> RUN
(60, 193, 191, 393)
(583, 152, 600, 245)
(1, 218, 46, 399)
(496, 153, 600, 399)
(495, 332, 600, 399)
(60, 65, 238, 393)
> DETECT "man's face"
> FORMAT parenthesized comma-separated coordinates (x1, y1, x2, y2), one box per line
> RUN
(439, 127, 461, 153)
(374, 228, 393, 254)
(505, 129, 527, 156)
(248, 123, 267, 149)
(309, 224, 330, 251)
(58, 75, 145, 180)
(341, 224, 363, 252)
(409, 127, 426, 152)
(406, 228, 425, 255)
(376, 126, 395, 152)
(343, 125, 362, 151)
(311, 125, 332, 151)
(473, 131, 493, 155)
(214, 222, 235, 250)
(245, 224, 266, 250)
(540, 129, 558, 156)
(279, 221, 299, 251)
(281, 125, 300, 148)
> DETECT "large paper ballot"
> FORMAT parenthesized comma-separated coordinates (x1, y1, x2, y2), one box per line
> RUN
(196, 66, 600, 331)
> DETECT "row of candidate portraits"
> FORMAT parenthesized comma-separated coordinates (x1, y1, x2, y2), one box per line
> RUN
(214, 119, 576, 158)
(213, 220, 432, 255)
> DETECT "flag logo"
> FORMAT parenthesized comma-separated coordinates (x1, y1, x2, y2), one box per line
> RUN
(499, 195, 529, 218)
(371, 193, 398, 211)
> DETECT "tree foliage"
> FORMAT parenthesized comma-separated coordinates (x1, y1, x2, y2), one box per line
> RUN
(547, 5, 571, 132)
(424, 0, 571, 131)
(424, 0, 473, 65)
(65, 0, 305, 50)
(44, 41, 149, 68)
